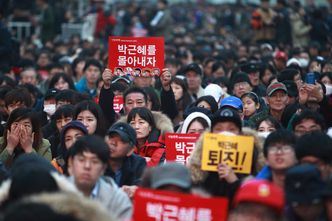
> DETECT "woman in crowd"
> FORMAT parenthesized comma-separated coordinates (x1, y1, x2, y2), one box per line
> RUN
(0, 108, 52, 167)
(73, 100, 106, 137)
(127, 107, 167, 167)
(256, 116, 282, 138)
(47, 104, 75, 158)
(170, 77, 193, 127)
(48, 72, 76, 91)
(180, 111, 211, 134)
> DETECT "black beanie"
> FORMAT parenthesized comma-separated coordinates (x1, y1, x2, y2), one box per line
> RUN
(295, 131, 332, 164)
(195, 95, 218, 113)
(231, 72, 252, 88)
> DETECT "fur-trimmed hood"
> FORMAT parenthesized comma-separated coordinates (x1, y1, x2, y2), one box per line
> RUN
(0, 172, 79, 206)
(117, 111, 174, 136)
(188, 128, 264, 184)
(24, 192, 117, 221)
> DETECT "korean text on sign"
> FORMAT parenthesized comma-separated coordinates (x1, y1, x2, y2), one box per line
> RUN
(134, 188, 228, 221)
(201, 133, 254, 174)
(108, 37, 164, 76)
(165, 133, 200, 165)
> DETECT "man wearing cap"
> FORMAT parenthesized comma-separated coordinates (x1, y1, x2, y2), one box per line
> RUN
(104, 122, 146, 189)
(273, 51, 288, 72)
(249, 82, 289, 126)
(295, 131, 332, 182)
(150, 163, 192, 193)
(184, 63, 205, 100)
(211, 108, 242, 135)
(284, 164, 327, 221)
(240, 62, 266, 97)
(231, 72, 253, 98)
(229, 180, 285, 221)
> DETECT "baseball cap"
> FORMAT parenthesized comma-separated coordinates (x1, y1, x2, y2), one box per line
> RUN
(45, 88, 59, 100)
(150, 163, 191, 190)
(219, 96, 243, 112)
(274, 51, 288, 61)
(285, 164, 326, 206)
(266, 82, 288, 97)
(233, 180, 285, 215)
(184, 63, 202, 76)
(240, 62, 260, 74)
(212, 108, 242, 131)
(111, 76, 131, 84)
(107, 122, 136, 145)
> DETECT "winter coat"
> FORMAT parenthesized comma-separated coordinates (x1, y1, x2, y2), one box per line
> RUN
(118, 111, 174, 167)
(0, 137, 52, 168)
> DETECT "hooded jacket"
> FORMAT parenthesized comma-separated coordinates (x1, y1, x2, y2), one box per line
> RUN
(188, 128, 263, 201)
(118, 111, 174, 167)
(51, 121, 88, 174)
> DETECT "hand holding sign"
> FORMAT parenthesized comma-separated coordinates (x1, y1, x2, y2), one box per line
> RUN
(102, 68, 113, 89)
(218, 163, 238, 183)
(160, 68, 172, 91)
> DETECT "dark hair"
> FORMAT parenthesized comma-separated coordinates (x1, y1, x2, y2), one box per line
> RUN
(83, 59, 102, 73)
(256, 116, 282, 131)
(67, 135, 110, 164)
(171, 77, 193, 111)
(194, 95, 218, 113)
(292, 110, 326, 132)
(241, 92, 259, 104)
(123, 86, 148, 104)
(48, 73, 75, 90)
(143, 87, 160, 111)
(1, 108, 42, 152)
(277, 68, 301, 82)
(263, 129, 296, 157)
(55, 89, 78, 105)
(320, 72, 332, 83)
(127, 107, 156, 129)
(73, 101, 106, 136)
(51, 104, 75, 122)
(187, 117, 209, 132)
(0, 85, 13, 100)
(259, 63, 276, 82)
(4, 87, 33, 108)
(71, 57, 85, 77)
(0, 75, 17, 88)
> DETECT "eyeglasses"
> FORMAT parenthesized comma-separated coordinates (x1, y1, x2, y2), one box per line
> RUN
(268, 145, 293, 154)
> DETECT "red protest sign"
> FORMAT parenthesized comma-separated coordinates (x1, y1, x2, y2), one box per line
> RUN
(165, 133, 200, 165)
(113, 95, 124, 113)
(108, 37, 164, 77)
(133, 188, 228, 221)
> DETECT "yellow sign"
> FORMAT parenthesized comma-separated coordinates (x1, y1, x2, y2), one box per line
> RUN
(201, 133, 254, 174)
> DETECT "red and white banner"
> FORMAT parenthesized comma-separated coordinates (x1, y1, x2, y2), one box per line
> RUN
(133, 188, 228, 221)
(108, 37, 164, 77)
(165, 133, 200, 165)
(113, 95, 124, 113)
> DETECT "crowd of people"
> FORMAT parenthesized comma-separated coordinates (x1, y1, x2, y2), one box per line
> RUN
(0, 0, 332, 220)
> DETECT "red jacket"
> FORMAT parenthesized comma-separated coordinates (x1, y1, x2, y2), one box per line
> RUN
(134, 129, 165, 167)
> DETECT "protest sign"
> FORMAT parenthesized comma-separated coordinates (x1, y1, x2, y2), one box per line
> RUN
(113, 95, 124, 113)
(201, 133, 254, 174)
(165, 133, 200, 165)
(108, 37, 164, 77)
(134, 188, 228, 221)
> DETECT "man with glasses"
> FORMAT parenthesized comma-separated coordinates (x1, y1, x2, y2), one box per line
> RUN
(259, 130, 297, 188)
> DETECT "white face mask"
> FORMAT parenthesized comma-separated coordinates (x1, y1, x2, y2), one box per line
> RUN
(44, 104, 56, 116)
(298, 58, 309, 68)
(257, 131, 271, 138)
(325, 84, 332, 96)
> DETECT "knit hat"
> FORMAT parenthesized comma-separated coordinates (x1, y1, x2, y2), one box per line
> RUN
(204, 84, 224, 103)
(233, 180, 285, 215)
(231, 72, 252, 87)
(295, 131, 332, 164)
(195, 95, 218, 113)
